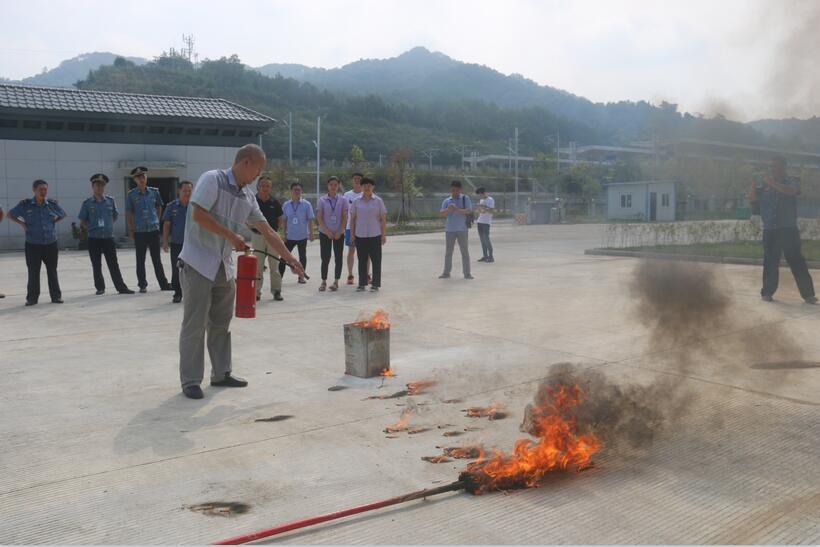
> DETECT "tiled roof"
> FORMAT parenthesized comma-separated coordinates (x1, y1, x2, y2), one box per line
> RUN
(0, 84, 275, 124)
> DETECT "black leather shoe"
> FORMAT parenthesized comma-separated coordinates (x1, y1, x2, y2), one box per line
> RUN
(172, 295, 182, 303)
(464, 274, 474, 280)
(805, 296, 818, 304)
(25, 301, 37, 307)
(438, 273, 450, 279)
(51, 298, 64, 304)
(274, 291, 283, 301)
(183, 385, 204, 399)
(119, 288, 135, 295)
(139, 287, 147, 293)
(161, 285, 174, 291)
(761, 294, 773, 302)
(95, 289, 105, 295)
(211, 374, 248, 388)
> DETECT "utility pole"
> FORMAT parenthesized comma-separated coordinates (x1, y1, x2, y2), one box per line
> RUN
(514, 127, 519, 214)
(508, 138, 512, 172)
(421, 148, 437, 170)
(555, 128, 560, 177)
(288, 112, 293, 165)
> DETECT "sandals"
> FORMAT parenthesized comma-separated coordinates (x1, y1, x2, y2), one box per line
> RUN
(329, 281, 339, 291)
(346, 275, 355, 285)
(319, 281, 327, 292)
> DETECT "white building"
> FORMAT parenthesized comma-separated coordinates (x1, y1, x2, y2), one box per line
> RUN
(606, 180, 677, 222)
(0, 84, 275, 250)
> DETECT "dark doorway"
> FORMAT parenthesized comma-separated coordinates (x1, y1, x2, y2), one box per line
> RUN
(649, 192, 657, 221)
(126, 177, 179, 206)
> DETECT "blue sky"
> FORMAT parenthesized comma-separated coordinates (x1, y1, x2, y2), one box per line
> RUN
(0, 0, 815, 121)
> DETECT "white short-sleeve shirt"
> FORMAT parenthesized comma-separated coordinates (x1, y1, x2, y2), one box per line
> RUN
(478, 196, 495, 225)
(179, 168, 265, 281)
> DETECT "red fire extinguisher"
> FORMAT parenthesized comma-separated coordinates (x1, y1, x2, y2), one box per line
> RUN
(235, 249, 258, 319)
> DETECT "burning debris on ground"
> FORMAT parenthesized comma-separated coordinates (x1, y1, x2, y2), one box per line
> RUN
(442, 445, 483, 459)
(459, 379, 602, 495)
(421, 455, 452, 463)
(463, 402, 507, 420)
(407, 380, 436, 395)
(352, 308, 391, 330)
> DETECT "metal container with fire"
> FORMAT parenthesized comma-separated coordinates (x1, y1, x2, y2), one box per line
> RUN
(343, 309, 391, 378)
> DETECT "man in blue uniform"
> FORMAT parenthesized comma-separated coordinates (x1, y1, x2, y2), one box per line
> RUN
(9, 179, 66, 306)
(749, 156, 817, 304)
(125, 166, 172, 293)
(162, 180, 193, 303)
(78, 174, 134, 296)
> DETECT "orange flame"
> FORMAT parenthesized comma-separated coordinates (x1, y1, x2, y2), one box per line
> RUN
(464, 402, 506, 420)
(406, 380, 436, 395)
(380, 368, 396, 377)
(443, 445, 483, 459)
(461, 384, 601, 494)
(352, 308, 390, 330)
(384, 408, 412, 434)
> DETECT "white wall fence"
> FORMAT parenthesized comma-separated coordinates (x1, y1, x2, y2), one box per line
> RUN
(601, 219, 820, 249)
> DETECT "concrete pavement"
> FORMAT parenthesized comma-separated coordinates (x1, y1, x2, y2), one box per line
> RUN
(0, 223, 818, 544)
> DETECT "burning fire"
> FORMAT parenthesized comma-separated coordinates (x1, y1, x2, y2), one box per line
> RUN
(353, 308, 390, 330)
(443, 445, 483, 459)
(459, 384, 601, 494)
(380, 368, 395, 377)
(406, 380, 436, 395)
(464, 402, 507, 420)
(384, 409, 411, 434)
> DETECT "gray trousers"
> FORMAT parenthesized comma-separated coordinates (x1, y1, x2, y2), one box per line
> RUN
(443, 231, 471, 276)
(251, 231, 282, 295)
(179, 262, 234, 388)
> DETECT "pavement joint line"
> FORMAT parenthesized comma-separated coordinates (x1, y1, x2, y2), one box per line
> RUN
(2, 352, 794, 500)
(0, 371, 587, 498)
(607, 360, 819, 407)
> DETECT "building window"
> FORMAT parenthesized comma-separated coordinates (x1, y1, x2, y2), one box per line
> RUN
(661, 193, 670, 207)
(167, 127, 183, 135)
(45, 121, 63, 130)
(109, 124, 125, 132)
(0, 119, 18, 128)
(130, 126, 146, 133)
(203, 128, 219, 136)
(88, 123, 106, 132)
(221, 129, 236, 137)
(149, 126, 165, 134)
(238, 130, 252, 137)
(620, 194, 632, 208)
(67, 122, 84, 131)
(186, 127, 202, 135)
(22, 120, 42, 129)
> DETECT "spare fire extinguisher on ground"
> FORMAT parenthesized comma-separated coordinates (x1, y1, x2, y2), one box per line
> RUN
(235, 249, 258, 319)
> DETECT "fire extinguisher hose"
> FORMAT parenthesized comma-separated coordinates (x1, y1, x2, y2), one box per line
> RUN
(245, 248, 309, 280)
(211, 480, 464, 544)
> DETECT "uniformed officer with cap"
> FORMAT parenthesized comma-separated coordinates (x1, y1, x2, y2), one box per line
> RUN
(125, 166, 172, 293)
(78, 173, 135, 295)
(9, 179, 67, 306)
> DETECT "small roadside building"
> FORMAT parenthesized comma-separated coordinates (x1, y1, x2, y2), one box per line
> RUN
(606, 180, 677, 222)
(0, 84, 276, 250)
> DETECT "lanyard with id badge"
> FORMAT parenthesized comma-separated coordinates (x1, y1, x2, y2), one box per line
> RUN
(290, 200, 302, 225)
(327, 196, 339, 225)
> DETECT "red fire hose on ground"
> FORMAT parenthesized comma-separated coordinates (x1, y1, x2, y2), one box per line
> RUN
(211, 480, 465, 545)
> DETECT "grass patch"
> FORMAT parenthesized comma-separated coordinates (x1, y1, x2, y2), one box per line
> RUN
(619, 240, 820, 261)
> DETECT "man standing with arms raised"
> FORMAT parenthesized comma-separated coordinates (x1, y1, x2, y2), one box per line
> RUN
(126, 166, 172, 293)
(749, 156, 817, 304)
(178, 144, 304, 399)
(439, 180, 474, 280)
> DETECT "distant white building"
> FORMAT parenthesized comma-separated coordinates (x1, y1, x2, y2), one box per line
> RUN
(0, 84, 276, 250)
(606, 180, 676, 222)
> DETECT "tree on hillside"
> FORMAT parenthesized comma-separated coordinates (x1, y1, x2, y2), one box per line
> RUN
(387, 149, 418, 223)
(350, 145, 366, 170)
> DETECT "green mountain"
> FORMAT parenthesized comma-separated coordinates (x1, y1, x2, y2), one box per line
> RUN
(8, 52, 148, 87)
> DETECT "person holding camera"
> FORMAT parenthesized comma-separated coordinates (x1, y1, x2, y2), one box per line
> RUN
(438, 180, 474, 280)
(748, 155, 816, 304)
